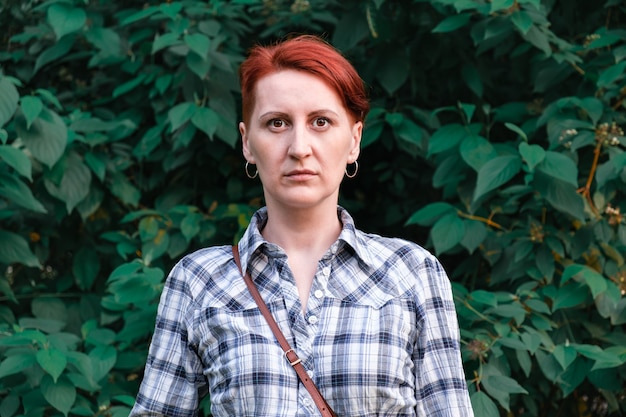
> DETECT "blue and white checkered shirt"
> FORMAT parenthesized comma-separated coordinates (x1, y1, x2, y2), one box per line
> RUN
(130, 207, 474, 417)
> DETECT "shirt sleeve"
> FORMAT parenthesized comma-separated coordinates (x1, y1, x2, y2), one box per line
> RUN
(413, 255, 475, 417)
(130, 259, 208, 417)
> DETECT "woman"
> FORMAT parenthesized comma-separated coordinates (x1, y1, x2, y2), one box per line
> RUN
(130, 35, 474, 417)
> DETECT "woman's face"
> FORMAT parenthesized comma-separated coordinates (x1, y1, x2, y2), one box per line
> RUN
(240, 69, 362, 212)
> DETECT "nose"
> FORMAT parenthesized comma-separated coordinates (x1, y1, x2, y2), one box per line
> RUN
(287, 123, 312, 159)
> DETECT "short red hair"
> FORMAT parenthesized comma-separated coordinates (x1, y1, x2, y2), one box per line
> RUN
(239, 35, 369, 124)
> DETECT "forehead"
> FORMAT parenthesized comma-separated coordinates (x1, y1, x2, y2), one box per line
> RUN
(252, 70, 346, 114)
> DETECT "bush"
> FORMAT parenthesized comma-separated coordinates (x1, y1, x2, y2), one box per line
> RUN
(1, 1, 625, 416)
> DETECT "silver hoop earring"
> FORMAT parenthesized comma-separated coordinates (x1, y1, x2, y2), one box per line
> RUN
(345, 161, 359, 178)
(245, 162, 258, 179)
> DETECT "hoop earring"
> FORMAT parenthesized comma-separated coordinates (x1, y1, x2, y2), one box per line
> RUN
(345, 161, 359, 178)
(245, 162, 258, 179)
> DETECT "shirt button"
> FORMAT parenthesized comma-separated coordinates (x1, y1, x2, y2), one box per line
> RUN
(308, 315, 318, 324)
(314, 290, 324, 299)
(303, 398, 312, 406)
(322, 267, 331, 276)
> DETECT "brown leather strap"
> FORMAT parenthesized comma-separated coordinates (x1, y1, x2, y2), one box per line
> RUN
(232, 245, 337, 417)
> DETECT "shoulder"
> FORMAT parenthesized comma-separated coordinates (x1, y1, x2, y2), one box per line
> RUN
(355, 230, 440, 267)
(353, 230, 450, 292)
(166, 244, 235, 301)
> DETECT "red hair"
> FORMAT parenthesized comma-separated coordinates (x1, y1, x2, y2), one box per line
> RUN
(239, 35, 369, 124)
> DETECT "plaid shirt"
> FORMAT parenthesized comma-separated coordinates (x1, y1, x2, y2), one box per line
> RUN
(130, 207, 474, 417)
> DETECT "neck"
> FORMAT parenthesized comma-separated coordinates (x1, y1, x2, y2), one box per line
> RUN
(262, 202, 342, 255)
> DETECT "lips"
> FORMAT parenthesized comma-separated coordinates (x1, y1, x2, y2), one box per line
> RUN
(285, 169, 316, 180)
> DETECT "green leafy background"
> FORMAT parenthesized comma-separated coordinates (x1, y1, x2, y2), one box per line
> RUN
(1, 1, 626, 416)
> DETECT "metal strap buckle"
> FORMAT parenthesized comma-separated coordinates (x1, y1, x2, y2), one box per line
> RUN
(284, 348, 302, 366)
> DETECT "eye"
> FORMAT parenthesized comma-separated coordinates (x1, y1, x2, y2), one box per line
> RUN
(266, 118, 287, 130)
(313, 117, 330, 128)
(270, 119, 284, 128)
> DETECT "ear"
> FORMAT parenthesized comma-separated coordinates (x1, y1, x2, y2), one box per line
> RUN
(348, 121, 362, 163)
(240, 122, 255, 163)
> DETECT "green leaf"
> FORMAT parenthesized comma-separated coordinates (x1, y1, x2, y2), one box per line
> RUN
(15, 108, 67, 168)
(37, 348, 67, 382)
(109, 172, 140, 207)
(505, 122, 528, 141)
(428, 123, 467, 156)
(169, 102, 197, 132)
(511, 10, 533, 34)
(536, 349, 561, 382)
(459, 134, 497, 171)
(152, 32, 181, 55)
(458, 102, 476, 123)
(0, 171, 44, 211)
(0, 145, 33, 180)
(551, 284, 589, 311)
(181, 212, 202, 241)
(20, 96, 44, 129)
(470, 391, 499, 417)
(0, 353, 37, 378)
(473, 155, 522, 202)
(133, 125, 164, 159)
(119, 6, 158, 26)
(522, 24, 552, 56)
(580, 97, 604, 125)
(405, 202, 456, 226)
(490, 0, 515, 12)
(191, 107, 220, 139)
(572, 344, 625, 370)
(394, 117, 423, 147)
(0, 230, 41, 267)
(159, 2, 183, 19)
(597, 61, 626, 88)
(561, 264, 608, 298)
(0, 76, 19, 127)
(142, 229, 170, 265)
(84, 151, 107, 181)
(431, 213, 465, 255)
(184, 33, 211, 58)
(36, 88, 63, 110)
(89, 345, 117, 382)
(187, 52, 211, 79)
(520, 331, 542, 354)
(469, 289, 498, 307)
(432, 13, 472, 33)
(516, 349, 532, 377)
(489, 303, 527, 325)
(44, 152, 92, 213)
(34, 35, 76, 74)
(536, 151, 578, 187)
(560, 357, 592, 397)
(73, 246, 100, 291)
(112, 73, 147, 98)
(488, 375, 528, 394)
(47, 4, 86, 39)
(376, 48, 409, 95)
(41, 375, 76, 416)
(460, 219, 487, 253)
(532, 169, 585, 220)
(0, 393, 20, 417)
(461, 64, 483, 97)
(518, 142, 545, 171)
(552, 344, 577, 370)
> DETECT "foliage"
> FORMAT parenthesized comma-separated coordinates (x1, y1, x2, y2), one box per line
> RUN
(1, 0, 625, 416)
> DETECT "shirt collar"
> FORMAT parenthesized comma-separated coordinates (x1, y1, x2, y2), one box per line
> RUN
(236, 206, 375, 273)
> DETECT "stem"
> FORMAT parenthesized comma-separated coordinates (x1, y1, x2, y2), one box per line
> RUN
(457, 210, 504, 230)
(577, 140, 602, 218)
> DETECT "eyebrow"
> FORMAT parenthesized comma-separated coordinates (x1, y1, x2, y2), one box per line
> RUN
(257, 109, 341, 120)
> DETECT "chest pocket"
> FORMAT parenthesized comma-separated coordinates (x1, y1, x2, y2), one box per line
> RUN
(314, 296, 419, 415)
